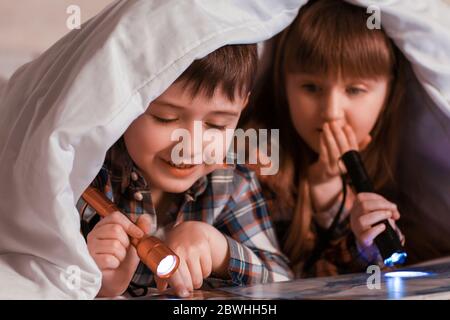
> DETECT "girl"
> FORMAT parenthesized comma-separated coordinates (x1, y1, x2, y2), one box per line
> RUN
(241, 0, 407, 277)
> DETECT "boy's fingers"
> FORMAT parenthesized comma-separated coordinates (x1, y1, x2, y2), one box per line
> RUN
(178, 259, 194, 293)
(155, 276, 169, 292)
(92, 239, 127, 262)
(102, 211, 144, 239)
(135, 214, 153, 235)
(186, 258, 204, 289)
(168, 266, 190, 297)
(96, 253, 120, 270)
(93, 224, 130, 248)
(121, 245, 141, 273)
(200, 253, 213, 279)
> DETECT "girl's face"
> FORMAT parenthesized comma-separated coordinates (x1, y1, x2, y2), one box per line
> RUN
(285, 72, 390, 153)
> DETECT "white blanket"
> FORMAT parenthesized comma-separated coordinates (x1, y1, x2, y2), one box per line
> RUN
(0, 0, 448, 299)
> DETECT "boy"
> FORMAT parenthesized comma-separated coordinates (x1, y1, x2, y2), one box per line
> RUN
(78, 44, 293, 298)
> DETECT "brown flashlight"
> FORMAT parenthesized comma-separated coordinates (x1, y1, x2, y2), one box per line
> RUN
(81, 186, 180, 279)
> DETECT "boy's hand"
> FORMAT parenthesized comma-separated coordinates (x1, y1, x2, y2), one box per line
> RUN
(350, 193, 401, 249)
(308, 121, 371, 185)
(86, 212, 150, 297)
(154, 221, 229, 298)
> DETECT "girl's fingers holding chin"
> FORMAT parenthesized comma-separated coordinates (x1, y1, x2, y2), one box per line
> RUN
(343, 124, 358, 151)
(319, 133, 330, 164)
(323, 123, 341, 163)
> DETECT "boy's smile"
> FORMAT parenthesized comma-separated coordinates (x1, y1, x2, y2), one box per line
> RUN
(160, 158, 200, 179)
(123, 80, 248, 194)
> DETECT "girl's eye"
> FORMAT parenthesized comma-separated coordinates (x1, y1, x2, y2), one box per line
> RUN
(301, 84, 320, 93)
(346, 87, 366, 95)
(205, 123, 228, 130)
(152, 115, 178, 123)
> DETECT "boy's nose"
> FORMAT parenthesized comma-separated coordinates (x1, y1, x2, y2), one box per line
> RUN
(320, 90, 345, 122)
(183, 121, 205, 162)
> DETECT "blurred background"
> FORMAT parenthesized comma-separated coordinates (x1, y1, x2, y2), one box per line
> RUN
(0, 0, 450, 89)
(1, 0, 449, 85)
(0, 0, 113, 82)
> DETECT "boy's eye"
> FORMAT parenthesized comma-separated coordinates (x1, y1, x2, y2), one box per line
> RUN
(205, 123, 228, 130)
(301, 84, 320, 93)
(152, 115, 178, 123)
(346, 87, 366, 95)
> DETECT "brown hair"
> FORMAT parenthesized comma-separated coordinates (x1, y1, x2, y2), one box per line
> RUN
(241, 0, 407, 265)
(177, 44, 258, 101)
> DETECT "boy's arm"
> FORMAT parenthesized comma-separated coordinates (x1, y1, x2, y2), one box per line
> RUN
(214, 169, 294, 285)
(76, 168, 154, 295)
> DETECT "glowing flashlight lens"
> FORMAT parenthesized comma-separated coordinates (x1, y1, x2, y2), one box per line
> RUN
(384, 252, 407, 267)
(385, 271, 432, 278)
(156, 255, 178, 277)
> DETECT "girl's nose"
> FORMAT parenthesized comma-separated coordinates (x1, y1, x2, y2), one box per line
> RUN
(320, 89, 345, 122)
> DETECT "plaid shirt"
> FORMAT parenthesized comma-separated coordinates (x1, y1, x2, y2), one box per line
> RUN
(77, 138, 293, 293)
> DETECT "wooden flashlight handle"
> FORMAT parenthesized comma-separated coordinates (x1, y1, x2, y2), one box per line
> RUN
(81, 186, 120, 217)
(81, 186, 140, 247)
(81, 186, 179, 278)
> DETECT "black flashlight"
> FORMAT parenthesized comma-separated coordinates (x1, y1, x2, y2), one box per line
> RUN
(341, 150, 407, 267)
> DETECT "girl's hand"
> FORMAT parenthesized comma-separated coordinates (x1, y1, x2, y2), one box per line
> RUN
(154, 221, 229, 297)
(307, 121, 371, 212)
(308, 121, 371, 185)
(350, 193, 401, 249)
(86, 212, 150, 297)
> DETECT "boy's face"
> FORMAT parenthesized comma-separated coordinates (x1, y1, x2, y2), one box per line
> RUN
(285, 72, 389, 153)
(124, 81, 248, 193)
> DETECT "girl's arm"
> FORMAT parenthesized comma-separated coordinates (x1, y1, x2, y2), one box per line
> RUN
(306, 188, 405, 276)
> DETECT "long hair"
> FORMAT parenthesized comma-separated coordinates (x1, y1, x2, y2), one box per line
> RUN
(241, 0, 407, 265)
